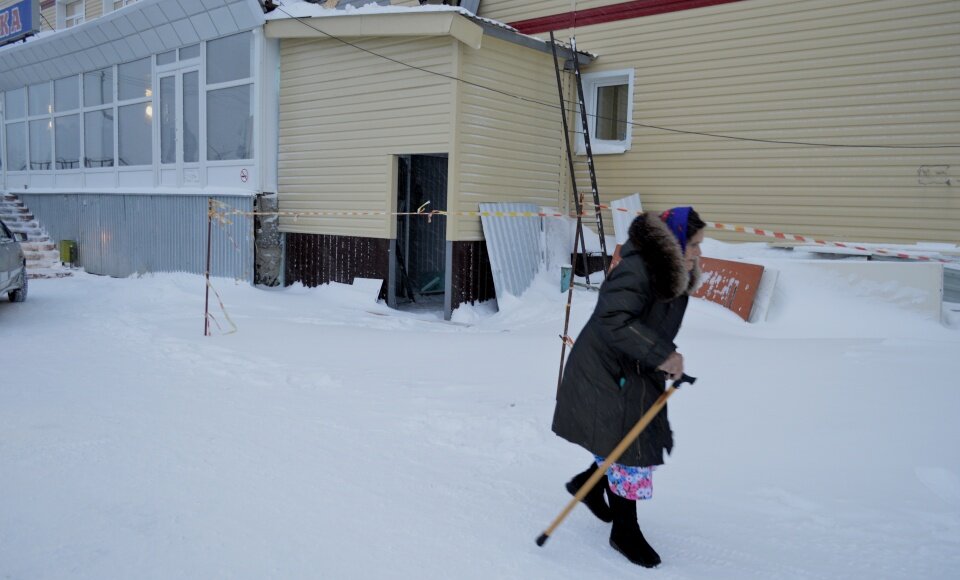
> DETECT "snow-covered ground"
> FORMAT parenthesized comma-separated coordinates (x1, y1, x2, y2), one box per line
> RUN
(2, 241, 959, 579)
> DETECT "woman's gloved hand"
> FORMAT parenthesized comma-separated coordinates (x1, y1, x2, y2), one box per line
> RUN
(656, 351, 684, 381)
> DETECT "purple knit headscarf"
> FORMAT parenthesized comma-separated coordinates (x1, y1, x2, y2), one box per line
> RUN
(659, 206, 693, 254)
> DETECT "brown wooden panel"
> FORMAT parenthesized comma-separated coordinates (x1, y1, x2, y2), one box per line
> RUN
(285, 233, 389, 292)
(450, 240, 495, 310)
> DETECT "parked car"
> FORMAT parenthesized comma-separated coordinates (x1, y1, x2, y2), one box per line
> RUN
(0, 219, 28, 302)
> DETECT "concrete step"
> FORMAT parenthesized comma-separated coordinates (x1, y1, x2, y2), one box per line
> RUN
(21, 241, 57, 252)
(25, 251, 61, 262)
(1, 215, 36, 224)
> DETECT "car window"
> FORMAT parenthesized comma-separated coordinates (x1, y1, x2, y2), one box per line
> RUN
(0, 223, 13, 241)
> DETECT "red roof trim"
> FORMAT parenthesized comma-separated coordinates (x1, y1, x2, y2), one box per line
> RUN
(40, 0, 55, 10)
(508, 0, 744, 34)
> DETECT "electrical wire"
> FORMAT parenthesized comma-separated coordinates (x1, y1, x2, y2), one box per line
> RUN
(272, 2, 960, 150)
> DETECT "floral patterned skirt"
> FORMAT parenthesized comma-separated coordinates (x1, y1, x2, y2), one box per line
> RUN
(594, 455, 655, 500)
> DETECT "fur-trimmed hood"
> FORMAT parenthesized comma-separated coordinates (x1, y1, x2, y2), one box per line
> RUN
(624, 213, 701, 300)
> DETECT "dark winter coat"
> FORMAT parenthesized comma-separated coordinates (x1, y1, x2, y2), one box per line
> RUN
(552, 214, 699, 467)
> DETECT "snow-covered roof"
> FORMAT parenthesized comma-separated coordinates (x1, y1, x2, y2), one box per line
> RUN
(266, 0, 594, 61)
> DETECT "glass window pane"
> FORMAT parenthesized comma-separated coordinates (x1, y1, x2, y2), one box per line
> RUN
(595, 84, 629, 142)
(183, 71, 199, 163)
(179, 44, 200, 60)
(157, 50, 176, 66)
(84, 68, 114, 107)
(29, 119, 52, 170)
(5, 88, 26, 119)
(55, 114, 80, 169)
(118, 102, 152, 166)
(5, 122, 26, 171)
(118, 58, 151, 101)
(84, 109, 114, 168)
(29, 83, 51, 116)
(206, 32, 252, 84)
(207, 84, 253, 161)
(160, 76, 176, 164)
(54, 76, 80, 112)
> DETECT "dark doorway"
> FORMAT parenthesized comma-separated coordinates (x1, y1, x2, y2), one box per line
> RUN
(390, 154, 448, 311)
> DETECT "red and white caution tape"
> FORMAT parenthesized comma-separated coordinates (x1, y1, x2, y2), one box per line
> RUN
(209, 200, 957, 264)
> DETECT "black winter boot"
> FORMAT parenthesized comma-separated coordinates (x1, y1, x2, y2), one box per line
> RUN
(607, 491, 662, 568)
(565, 463, 613, 523)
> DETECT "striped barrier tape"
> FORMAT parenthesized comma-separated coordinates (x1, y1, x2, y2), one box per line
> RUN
(208, 200, 957, 264)
(584, 201, 957, 265)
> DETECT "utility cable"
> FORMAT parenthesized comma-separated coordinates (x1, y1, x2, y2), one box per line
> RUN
(273, 2, 960, 150)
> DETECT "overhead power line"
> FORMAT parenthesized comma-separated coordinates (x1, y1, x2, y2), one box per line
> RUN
(273, 3, 960, 150)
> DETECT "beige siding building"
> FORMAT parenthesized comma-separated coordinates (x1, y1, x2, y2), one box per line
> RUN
(468, 0, 960, 245)
(269, 9, 582, 314)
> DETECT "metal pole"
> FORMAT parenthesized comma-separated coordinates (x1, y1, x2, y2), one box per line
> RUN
(204, 197, 213, 337)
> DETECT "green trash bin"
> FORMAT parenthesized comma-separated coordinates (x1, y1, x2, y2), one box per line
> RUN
(59, 240, 77, 266)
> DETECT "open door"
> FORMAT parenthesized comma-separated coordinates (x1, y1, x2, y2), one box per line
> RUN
(389, 155, 448, 312)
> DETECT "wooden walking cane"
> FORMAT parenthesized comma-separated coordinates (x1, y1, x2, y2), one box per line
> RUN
(536, 373, 697, 547)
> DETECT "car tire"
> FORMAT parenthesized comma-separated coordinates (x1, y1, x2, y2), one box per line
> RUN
(8, 270, 27, 303)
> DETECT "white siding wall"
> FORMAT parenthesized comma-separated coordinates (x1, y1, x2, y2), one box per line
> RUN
(278, 36, 455, 238)
(527, 0, 960, 244)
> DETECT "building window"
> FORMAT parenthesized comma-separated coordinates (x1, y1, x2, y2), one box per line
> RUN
(83, 68, 115, 168)
(60, 0, 85, 29)
(116, 57, 153, 166)
(206, 32, 254, 161)
(1, 30, 258, 181)
(577, 69, 634, 155)
(106, 0, 139, 12)
(3, 88, 27, 171)
(27, 83, 52, 171)
(54, 76, 81, 169)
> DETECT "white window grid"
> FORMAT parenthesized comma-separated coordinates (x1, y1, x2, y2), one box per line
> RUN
(575, 68, 635, 155)
(107, 0, 139, 13)
(61, 0, 85, 29)
(26, 82, 53, 171)
(0, 30, 259, 188)
(53, 75, 82, 170)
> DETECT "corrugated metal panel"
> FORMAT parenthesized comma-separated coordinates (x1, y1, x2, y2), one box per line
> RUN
(455, 35, 566, 241)
(277, 36, 455, 239)
(19, 193, 254, 281)
(945, 266, 960, 303)
(546, 0, 960, 245)
(479, 202, 541, 298)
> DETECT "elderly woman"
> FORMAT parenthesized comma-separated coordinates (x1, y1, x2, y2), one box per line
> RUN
(552, 207, 705, 568)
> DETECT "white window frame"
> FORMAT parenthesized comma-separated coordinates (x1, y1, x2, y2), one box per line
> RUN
(82, 67, 116, 172)
(26, 82, 53, 172)
(575, 69, 635, 155)
(53, 75, 82, 171)
(105, 0, 138, 13)
(0, 29, 261, 192)
(58, 0, 85, 29)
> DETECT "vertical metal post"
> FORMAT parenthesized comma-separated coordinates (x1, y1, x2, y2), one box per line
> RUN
(204, 197, 213, 337)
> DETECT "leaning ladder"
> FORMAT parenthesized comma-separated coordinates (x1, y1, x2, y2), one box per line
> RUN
(550, 33, 610, 279)
(551, 33, 612, 393)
